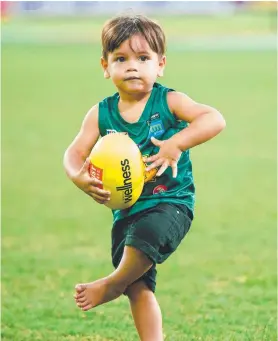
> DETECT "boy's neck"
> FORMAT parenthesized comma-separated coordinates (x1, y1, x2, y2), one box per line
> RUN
(117, 87, 154, 124)
(118, 87, 153, 104)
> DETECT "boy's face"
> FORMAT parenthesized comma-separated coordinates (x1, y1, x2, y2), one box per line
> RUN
(101, 34, 166, 94)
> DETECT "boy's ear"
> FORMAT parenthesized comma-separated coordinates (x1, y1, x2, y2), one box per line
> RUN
(101, 57, 110, 79)
(157, 55, 166, 78)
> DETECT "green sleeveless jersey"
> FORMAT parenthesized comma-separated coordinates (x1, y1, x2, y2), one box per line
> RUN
(98, 83, 195, 222)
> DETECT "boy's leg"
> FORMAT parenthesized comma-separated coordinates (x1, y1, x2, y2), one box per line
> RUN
(75, 203, 192, 311)
(126, 280, 163, 341)
(75, 245, 153, 311)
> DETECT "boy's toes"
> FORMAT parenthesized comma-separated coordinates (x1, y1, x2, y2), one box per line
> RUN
(75, 284, 86, 293)
(74, 292, 86, 300)
(82, 303, 93, 311)
(76, 301, 84, 308)
(79, 300, 90, 308)
(75, 296, 87, 303)
(76, 299, 91, 310)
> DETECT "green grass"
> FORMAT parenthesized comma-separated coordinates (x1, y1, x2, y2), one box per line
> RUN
(2, 17, 277, 341)
(1, 11, 276, 44)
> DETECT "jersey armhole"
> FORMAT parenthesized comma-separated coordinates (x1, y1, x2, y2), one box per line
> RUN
(98, 101, 106, 137)
(162, 88, 178, 126)
(163, 89, 189, 128)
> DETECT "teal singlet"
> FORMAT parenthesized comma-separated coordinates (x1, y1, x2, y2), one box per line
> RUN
(98, 83, 195, 222)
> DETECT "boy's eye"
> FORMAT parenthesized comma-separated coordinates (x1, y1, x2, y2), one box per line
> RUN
(139, 56, 149, 62)
(116, 56, 125, 62)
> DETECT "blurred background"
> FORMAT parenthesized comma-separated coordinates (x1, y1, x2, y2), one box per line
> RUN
(2, 1, 277, 341)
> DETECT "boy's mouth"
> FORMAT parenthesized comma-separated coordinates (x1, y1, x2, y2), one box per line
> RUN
(124, 77, 141, 81)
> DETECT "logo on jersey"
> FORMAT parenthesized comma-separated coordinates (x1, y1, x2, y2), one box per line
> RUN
(147, 113, 160, 124)
(147, 112, 165, 139)
(106, 129, 128, 135)
(153, 185, 168, 194)
(106, 129, 117, 134)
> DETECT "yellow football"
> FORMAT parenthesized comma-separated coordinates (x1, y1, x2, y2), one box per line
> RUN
(89, 133, 145, 210)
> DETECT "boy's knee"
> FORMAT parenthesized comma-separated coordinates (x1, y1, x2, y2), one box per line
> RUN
(126, 280, 152, 301)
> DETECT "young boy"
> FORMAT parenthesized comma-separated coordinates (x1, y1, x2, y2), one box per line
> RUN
(63, 14, 225, 341)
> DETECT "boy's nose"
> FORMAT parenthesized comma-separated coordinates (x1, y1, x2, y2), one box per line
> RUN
(126, 66, 138, 72)
(126, 60, 138, 72)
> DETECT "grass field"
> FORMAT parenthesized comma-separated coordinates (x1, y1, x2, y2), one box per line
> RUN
(2, 12, 277, 341)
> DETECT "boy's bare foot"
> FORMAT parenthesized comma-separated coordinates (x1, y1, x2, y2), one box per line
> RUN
(74, 277, 124, 311)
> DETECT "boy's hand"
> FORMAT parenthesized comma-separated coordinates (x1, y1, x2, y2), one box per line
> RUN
(72, 158, 111, 204)
(143, 137, 182, 178)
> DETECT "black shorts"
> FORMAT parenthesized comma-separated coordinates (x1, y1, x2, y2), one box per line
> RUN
(111, 203, 193, 293)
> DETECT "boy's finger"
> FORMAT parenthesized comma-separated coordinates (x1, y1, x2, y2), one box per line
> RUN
(90, 193, 110, 202)
(145, 158, 163, 172)
(93, 198, 108, 205)
(172, 163, 178, 178)
(156, 161, 169, 177)
(90, 178, 103, 186)
(89, 193, 103, 201)
(144, 154, 159, 163)
(94, 188, 110, 197)
(94, 198, 109, 205)
(150, 137, 163, 147)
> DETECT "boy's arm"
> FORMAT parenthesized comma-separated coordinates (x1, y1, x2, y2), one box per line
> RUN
(63, 104, 100, 181)
(145, 92, 226, 177)
(167, 91, 226, 151)
(63, 104, 110, 204)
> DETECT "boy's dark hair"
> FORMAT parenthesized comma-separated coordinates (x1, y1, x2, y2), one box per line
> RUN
(101, 14, 166, 60)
